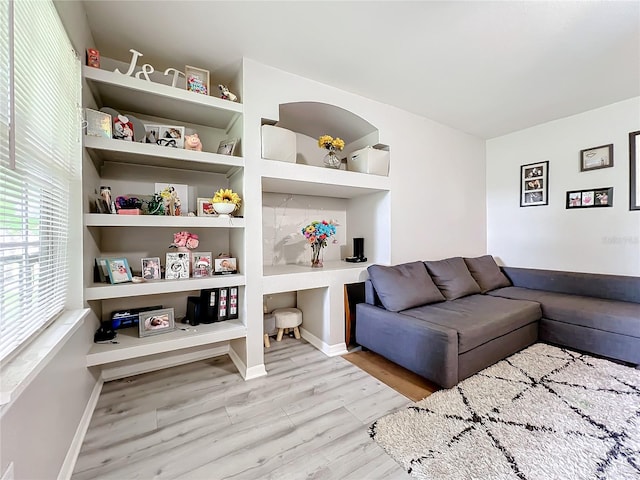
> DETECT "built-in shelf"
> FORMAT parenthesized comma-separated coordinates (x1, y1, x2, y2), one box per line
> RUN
(83, 66, 242, 131)
(86, 319, 246, 367)
(260, 159, 390, 198)
(84, 213, 245, 228)
(85, 274, 246, 301)
(84, 136, 243, 174)
(262, 261, 370, 294)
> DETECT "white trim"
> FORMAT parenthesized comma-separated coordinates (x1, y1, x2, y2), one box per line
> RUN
(0, 309, 90, 410)
(300, 328, 348, 357)
(228, 347, 267, 380)
(57, 378, 103, 480)
(99, 344, 230, 381)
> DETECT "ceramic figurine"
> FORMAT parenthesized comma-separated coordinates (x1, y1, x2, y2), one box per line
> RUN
(218, 84, 237, 102)
(184, 133, 202, 151)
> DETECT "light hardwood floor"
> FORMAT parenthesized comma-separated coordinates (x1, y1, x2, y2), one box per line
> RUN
(72, 337, 412, 479)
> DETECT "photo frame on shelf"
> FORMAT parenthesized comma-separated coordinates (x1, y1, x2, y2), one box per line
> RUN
(192, 252, 212, 277)
(165, 252, 190, 279)
(566, 187, 613, 209)
(157, 125, 185, 149)
(197, 197, 216, 216)
(630, 130, 640, 211)
(85, 108, 112, 139)
(520, 161, 549, 207)
(154, 183, 189, 216)
(214, 257, 237, 275)
(95, 258, 110, 283)
(105, 257, 133, 284)
(141, 257, 162, 280)
(217, 138, 238, 156)
(185, 65, 210, 96)
(138, 308, 175, 338)
(580, 144, 613, 172)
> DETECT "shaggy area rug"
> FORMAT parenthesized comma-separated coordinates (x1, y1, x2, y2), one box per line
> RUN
(369, 344, 640, 480)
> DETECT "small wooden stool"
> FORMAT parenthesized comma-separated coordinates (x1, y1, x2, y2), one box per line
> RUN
(272, 307, 302, 341)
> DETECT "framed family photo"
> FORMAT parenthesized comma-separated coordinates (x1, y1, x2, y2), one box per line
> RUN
(105, 257, 133, 284)
(138, 308, 175, 338)
(580, 144, 613, 172)
(197, 197, 216, 216)
(217, 138, 238, 156)
(141, 257, 161, 280)
(145, 124, 185, 149)
(630, 131, 640, 211)
(520, 161, 549, 207)
(566, 187, 613, 209)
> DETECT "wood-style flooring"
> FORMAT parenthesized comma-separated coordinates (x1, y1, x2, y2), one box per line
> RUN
(72, 338, 413, 479)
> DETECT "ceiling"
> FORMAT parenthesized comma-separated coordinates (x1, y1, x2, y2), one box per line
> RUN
(81, 1, 640, 139)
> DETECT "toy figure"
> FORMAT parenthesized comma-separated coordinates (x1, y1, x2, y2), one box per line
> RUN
(184, 133, 202, 151)
(218, 84, 237, 102)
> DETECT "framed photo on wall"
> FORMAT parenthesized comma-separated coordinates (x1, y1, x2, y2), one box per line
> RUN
(630, 130, 640, 211)
(580, 144, 613, 172)
(566, 187, 613, 209)
(520, 161, 549, 207)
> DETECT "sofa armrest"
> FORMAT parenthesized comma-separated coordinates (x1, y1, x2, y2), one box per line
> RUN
(355, 303, 459, 388)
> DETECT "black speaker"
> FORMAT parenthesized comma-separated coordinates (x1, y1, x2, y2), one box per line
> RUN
(353, 238, 364, 259)
(346, 238, 367, 262)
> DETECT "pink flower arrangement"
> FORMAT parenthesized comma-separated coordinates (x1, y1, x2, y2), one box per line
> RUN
(171, 231, 199, 249)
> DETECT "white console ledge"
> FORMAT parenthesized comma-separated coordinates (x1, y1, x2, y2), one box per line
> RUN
(0, 309, 90, 410)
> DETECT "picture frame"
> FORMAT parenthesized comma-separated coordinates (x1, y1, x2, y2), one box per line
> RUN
(95, 257, 110, 283)
(520, 161, 549, 207)
(566, 187, 613, 209)
(197, 197, 216, 216)
(214, 257, 237, 275)
(154, 183, 189, 216)
(580, 144, 613, 172)
(630, 130, 640, 211)
(138, 308, 175, 338)
(165, 252, 190, 279)
(192, 252, 212, 277)
(141, 257, 162, 280)
(217, 138, 238, 156)
(105, 257, 133, 284)
(85, 108, 112, 139)
(185, 65, 210, 96)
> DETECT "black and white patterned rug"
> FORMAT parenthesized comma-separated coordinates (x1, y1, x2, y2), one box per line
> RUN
(369, 343, 640, 479)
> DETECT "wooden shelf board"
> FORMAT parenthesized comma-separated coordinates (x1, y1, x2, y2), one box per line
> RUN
(84, 213, 245, 228)
(83, 66, 242, 131)
(85, 275, 246, 301)
(260, 159, 390, 198)
(86, 319, 246, 367)
(84, 135, 243, 174)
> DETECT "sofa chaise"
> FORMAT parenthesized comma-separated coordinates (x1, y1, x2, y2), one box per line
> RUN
(355, 256, 640, 389)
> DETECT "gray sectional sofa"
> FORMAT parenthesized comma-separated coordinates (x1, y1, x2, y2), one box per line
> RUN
(355, 256, 640, 389)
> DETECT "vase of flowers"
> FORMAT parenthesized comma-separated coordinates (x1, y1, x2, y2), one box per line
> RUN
(170, 231, 199, 267)
(318, 135, 345, 169)
(212, 188, 242, 217)
(301, 220, 337, 268)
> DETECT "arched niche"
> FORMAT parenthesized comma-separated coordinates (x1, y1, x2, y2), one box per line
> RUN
(263, 102, 388, 167)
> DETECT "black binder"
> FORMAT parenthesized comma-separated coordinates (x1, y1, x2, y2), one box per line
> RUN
(200, 288, 219, 323)
(228, 286, 239, 319)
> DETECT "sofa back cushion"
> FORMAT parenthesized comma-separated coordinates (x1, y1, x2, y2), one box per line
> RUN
(424, 257, 481, 300)
(464, 255, 512, 293)
(368, 261, 445, 312)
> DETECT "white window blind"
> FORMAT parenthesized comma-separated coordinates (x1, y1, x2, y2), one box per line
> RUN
(0, 0, 80, 363)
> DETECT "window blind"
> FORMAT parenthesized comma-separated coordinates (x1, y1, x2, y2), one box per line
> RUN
(0, 0, 80, 363)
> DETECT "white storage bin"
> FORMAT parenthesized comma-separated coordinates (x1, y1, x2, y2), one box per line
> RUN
(261, 125, 297, 163)
(347, 147, 389, 176)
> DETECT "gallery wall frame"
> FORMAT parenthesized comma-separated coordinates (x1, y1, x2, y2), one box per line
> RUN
(566, 187, 613, 209)
(630, 130, 640, 211)
(580, 144, 613, 172)
(520, 161, 549, 207)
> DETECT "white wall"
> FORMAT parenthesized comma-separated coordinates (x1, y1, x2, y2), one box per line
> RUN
(487, 97, 640, 276)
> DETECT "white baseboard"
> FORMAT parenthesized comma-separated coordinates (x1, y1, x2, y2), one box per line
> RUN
(228, 347, 266, 380)
(57, 378, 103, 480)
(300, 328, 348, 357)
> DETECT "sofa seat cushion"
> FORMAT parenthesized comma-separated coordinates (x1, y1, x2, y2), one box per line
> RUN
(401, 295, 541, 354)
(489, 287, 640, 338)
(368, 261, 445, 312)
